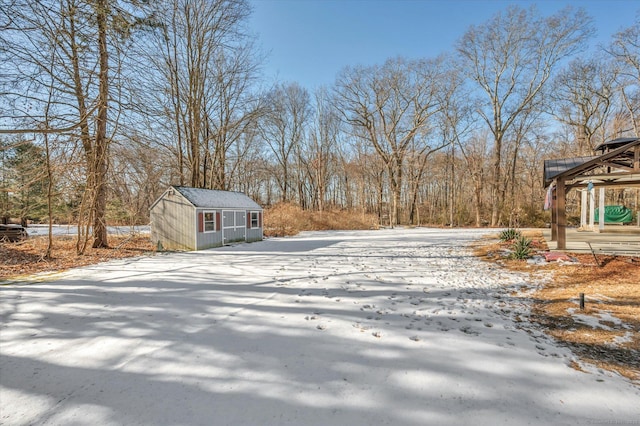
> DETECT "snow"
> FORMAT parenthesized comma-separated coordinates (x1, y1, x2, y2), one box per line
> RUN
(1, 228, 638, 425)
(25, 224, 150, 237)
(567, 307, 631, 331)
(173, 186, 262, 209)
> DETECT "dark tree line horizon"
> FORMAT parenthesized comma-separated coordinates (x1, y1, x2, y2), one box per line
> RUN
(1, 0, 639, 251)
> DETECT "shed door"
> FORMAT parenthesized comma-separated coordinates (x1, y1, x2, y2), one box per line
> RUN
(222, 210, 246, 244)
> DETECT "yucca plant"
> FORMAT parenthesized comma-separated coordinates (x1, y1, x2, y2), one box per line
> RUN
(499, 228, 521, 242)
(510, 235, 533, 260)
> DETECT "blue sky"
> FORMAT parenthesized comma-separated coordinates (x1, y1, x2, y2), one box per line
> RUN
(249, 0, 640, 91)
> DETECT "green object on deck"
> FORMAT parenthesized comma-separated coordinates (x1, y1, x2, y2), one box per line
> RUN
(593, 205, 633, 224)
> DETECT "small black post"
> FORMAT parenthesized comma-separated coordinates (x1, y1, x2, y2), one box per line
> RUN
(579, 293, 585, 310)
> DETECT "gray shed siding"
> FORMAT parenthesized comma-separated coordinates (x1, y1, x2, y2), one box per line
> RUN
(246, 227, 262, 242)
(150, 192, 195, 250)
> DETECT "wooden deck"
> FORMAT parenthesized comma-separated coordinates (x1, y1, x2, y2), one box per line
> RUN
(542, 226, 640, 256)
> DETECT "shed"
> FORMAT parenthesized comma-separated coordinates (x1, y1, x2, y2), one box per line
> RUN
(150, 186, 263, 251)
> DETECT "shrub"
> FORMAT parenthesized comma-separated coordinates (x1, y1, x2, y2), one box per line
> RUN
(263, 203, 379, 237)
(510, 235, 533, 260)
(499, 228, 521, 242)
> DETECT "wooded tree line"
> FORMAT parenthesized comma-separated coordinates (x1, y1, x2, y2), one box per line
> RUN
(1, 1, 639, 250)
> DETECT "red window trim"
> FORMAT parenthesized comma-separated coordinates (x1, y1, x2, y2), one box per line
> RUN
(200, 210, 217, 233)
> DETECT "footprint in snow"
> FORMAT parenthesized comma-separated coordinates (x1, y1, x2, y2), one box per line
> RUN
(459, 326, 480, 336)
(317, 324, 327, 330)
(372, 331, 382, 338)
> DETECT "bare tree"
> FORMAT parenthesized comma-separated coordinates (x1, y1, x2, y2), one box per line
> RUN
(501, 110, 543, 227)
(456, 131, 491, 227)
(334, 57, 446, 225)
(204, 48, 264, 190)
(457, 5, 594, 226)
(259, 82, 311, 203)
(0, 0, 147, 250)
(109, 139, 168, 225)
(609, 15, 640, 136)
(137, 0, 260, 189)
(226, 124, 268, 200)
(303, 88, 340, 211)
(428, 60, 473, 226)
(519, 133, 552, 220)
(550, 56, 617, 154)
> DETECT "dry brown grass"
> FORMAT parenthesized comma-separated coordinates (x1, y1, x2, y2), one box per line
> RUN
(2, 205, 375, 281)
(474, 230, 640, 383)
(263, 202, 379, 237)
(1, 235, 155, 281)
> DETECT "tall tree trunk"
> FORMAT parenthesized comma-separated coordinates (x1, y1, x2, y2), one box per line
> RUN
(92, 0, 110, 248)
(474, 176, 483, 227)
(67, 2, 95, 254)
(388, 164, 397, 227)
(449, 144, 455, 227)
(490, 132, 503, 227)
(43, 132, 54, 259)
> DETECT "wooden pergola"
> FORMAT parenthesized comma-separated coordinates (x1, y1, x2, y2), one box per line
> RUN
(543, 137, 640, 250)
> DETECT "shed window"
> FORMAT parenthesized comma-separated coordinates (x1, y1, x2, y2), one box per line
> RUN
(203, 211, 215, 232)
(250, 211, 259, 228)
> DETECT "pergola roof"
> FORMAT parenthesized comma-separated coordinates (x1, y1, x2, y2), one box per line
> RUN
(544, 156, 597, 185)
(595, 137, 639, 152)
(543, 138, 640, 188)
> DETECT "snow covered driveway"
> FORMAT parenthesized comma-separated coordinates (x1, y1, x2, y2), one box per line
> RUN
(1, 228, 638, 425)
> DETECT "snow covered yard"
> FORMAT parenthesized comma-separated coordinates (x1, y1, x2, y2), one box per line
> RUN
(24, 224, 151, 237)
(1, 228, 638, 425)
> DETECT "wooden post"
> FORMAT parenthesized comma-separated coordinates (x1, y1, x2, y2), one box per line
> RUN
(557, 177, 566, 250)
(551, 185, 557, 242)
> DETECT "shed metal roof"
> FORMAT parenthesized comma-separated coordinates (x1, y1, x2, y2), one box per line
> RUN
(172, 186, 262, 210)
